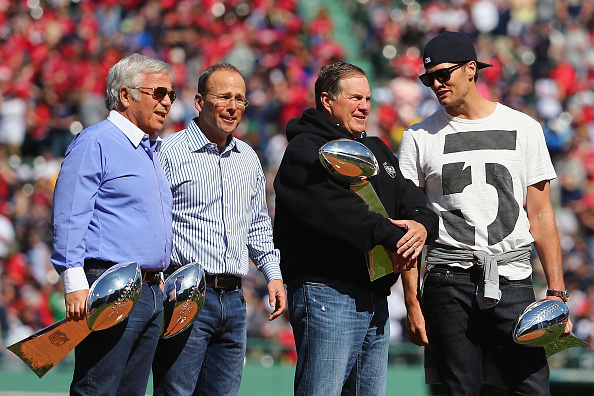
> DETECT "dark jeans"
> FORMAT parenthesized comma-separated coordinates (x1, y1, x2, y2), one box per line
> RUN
(152, 284, 247, 396)
(70, 265, 163, 396)
(422, 266, 550, 396)
(287, 278, 390, 396)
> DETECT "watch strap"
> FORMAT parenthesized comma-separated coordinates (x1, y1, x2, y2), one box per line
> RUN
(546, 289, 569, 302)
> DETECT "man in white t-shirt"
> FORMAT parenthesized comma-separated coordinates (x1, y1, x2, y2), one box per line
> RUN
(398, 31, 573, 395)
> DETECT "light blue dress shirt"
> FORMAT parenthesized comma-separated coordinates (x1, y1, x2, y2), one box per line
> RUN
(158, 119, 281, 282)
(51, 111, 173, 293)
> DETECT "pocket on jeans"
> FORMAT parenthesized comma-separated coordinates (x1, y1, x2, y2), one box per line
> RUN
(422, 269, 450, 291)
(85, 268, 107, 285)
(238, 287, 246, 304)
(303, 280, 339, 287)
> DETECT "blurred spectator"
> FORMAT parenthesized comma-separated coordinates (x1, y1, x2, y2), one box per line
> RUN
(0, 87, 27, 156)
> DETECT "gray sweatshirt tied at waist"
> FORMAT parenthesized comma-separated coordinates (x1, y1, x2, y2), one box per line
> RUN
(425, 246, 532, 309)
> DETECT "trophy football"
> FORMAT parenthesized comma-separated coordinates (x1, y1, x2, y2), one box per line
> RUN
(7, 261, 142, 377)
(160, 262, 206, 339)
(513, 299, 587, 357)
(319, 139, 393, 280)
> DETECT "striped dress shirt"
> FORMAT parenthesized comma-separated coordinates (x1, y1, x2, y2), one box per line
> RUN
(158, 119, 282, 282)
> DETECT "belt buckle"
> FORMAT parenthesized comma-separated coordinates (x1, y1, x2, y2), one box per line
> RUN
(143, 271, 162, 284)
(213, 275, 237, 289)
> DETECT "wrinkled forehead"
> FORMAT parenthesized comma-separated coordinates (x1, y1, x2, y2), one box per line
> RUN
(137, 71, 172, 87)
(338, 75, 370, 94)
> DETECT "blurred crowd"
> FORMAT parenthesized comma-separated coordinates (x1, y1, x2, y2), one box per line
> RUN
(1, 0, 594, 368)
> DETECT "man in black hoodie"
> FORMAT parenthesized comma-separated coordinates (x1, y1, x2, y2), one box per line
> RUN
(273, 62, 438, 395)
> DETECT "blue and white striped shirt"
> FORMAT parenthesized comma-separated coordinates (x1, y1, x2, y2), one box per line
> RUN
(159, 119, 281, 282)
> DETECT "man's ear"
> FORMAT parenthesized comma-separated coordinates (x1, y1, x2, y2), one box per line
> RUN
(320, 92, 333, 113)
(467, 61, 477, 81)
(195, 93, 203, 112)
(119, 86, 131, 109)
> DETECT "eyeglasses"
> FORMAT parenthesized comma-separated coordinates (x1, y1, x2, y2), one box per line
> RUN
(205, 93, 249, 108)
(129, 86, 177, 103)
(419, 62, 468, 87)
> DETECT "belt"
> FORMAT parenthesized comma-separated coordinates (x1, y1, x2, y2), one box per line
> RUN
(142, 270, 163, 285)
(84, 258, 115, 268)
(85, 259, 162, 285)
(205, 273, 241, 290)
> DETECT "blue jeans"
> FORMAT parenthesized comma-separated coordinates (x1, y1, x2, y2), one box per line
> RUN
(70, 267, 163, 396)
(422, 266, 550, 396)
(287, 278, 390, 396)
(152, 285, 247, 396)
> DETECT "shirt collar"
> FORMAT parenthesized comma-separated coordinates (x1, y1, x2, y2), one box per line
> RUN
(186, 117, 238, 153)
(107, 110, 163, 152)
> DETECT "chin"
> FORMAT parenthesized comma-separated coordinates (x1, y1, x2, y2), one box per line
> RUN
(438, 98, 451, 107)
(219, 123, 238, 133)
(148, 126, 163, 135)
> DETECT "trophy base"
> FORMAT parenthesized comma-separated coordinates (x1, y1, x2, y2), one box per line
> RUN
(367, 246, 394, 281)
(7, 319, 90, 378)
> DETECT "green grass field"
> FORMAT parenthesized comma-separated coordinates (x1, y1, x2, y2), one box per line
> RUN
(0, 358, 429, 396)
(2, 341, 593, 396)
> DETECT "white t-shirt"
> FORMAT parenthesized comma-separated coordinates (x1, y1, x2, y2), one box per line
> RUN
(398, 103, 556, 279)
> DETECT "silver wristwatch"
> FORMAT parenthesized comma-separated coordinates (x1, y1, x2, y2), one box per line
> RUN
(546, 289, 569, 302)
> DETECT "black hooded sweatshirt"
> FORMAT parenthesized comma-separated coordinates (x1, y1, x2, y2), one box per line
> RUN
(273, 108, 438, 296)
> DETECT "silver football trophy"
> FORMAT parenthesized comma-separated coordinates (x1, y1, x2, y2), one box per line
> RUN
(160, 262, 206, 339)
(513, 298, 586, 357)
(319, 139, 393, 280)
(7, 261, 142, 377)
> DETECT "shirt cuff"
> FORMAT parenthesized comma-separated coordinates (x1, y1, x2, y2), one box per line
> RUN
(61, 267, 90, 294)
(260, 262, 283, 284)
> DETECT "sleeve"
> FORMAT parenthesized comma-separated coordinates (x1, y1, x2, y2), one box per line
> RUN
(51, 135, 104, 286)
(398, 129, 425, 188)
(524, 118, 556, 186)
(370, 137, 439, 245)
(247, 160, 282, 283)
(274, 134, 405, 252)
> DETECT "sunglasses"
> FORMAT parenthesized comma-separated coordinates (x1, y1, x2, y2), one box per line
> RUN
(419, 62, 468, 87)
(129, 86, 177, 103)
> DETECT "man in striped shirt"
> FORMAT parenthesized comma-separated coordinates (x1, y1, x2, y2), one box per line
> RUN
(152, 63, 286, 396)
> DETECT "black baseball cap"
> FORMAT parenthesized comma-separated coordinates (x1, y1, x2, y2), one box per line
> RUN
(422, 31, 492, 70)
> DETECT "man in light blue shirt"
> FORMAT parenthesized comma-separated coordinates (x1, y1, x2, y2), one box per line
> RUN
(152, 63, 286, 396)
(51, 53, 175, 396)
